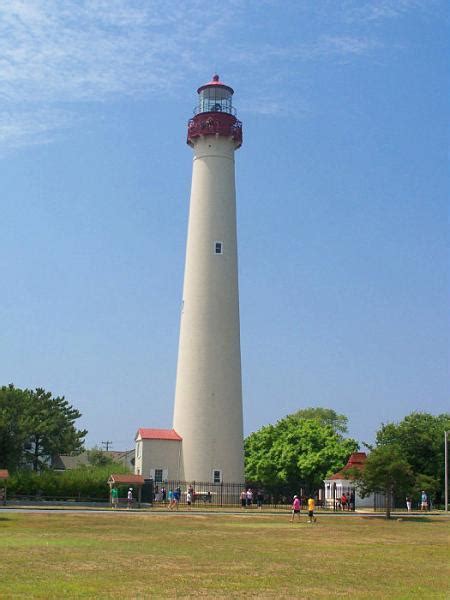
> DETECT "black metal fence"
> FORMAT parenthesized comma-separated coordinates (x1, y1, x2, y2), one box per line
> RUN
(151, 481, 310, 508)
(153, 480, 245, 507)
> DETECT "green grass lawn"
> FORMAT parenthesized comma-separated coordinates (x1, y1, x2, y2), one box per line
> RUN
(0, 511, 448, 598)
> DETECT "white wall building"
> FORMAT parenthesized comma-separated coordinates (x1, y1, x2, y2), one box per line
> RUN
(324, 452, 377, 509)
(134, 428, 182, 482)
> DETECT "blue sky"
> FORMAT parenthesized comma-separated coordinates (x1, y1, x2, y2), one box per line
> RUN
(1, 0, 448, 450)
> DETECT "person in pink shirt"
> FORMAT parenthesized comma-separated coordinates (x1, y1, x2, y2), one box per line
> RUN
(291, 495, 301, 522)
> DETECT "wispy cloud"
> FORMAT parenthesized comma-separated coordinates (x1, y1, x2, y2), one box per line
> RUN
(0, 107, 74, 154)
(342, 0, 436, 23)
(0, 0, 435, 153)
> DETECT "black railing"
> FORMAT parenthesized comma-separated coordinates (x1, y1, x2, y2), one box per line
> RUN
(193, 105, 237, 116)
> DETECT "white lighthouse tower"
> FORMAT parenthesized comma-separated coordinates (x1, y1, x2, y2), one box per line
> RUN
(172, 75, 244, 484)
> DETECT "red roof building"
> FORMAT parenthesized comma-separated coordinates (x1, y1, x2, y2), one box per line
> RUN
(134, 428, 182, 480)
(323, 452, 380, 510)
(329, 452, 367, 480)
(135, 428, 182, 441)
(108, 473, 145, 486)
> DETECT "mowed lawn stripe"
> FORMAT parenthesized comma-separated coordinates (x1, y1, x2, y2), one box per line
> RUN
(0, 513, 448, 598)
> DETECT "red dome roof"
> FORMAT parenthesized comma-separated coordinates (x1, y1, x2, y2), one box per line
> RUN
(197, 74, 234, 95)
(328, 452, 367, 480)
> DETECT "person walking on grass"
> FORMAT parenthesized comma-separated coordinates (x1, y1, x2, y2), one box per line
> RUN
(173, 487, 180, 510)
(291, 495, 301, 522)
(307, 496, 317, 523)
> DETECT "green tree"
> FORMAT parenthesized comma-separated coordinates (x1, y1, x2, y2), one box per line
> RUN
(290, 407, 349, 435)
(0, 385, 28, 470)
(245, 408, 358, 495)
(87, 447, 116, 467)
(352, 445, 415, 519)
(0, 385, 87, 471)
(376, 412, 450, 503)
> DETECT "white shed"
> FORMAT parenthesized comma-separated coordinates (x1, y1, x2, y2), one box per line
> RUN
(324, 452, 376, 510)
(134, 428, 182, 483)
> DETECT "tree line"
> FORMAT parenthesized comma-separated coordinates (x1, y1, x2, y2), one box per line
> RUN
(1, 384, 448, 512)
(246, 407, 449, 513)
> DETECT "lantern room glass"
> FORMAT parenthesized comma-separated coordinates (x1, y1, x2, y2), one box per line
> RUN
(198, 87, 233, 114)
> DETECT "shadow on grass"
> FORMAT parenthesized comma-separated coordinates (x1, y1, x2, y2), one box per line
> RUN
(397, 516, 447, 524)
(361, 516, 445, 524)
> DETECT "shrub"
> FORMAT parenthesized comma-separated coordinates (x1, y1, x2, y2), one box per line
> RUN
(8, 461, 130, 500)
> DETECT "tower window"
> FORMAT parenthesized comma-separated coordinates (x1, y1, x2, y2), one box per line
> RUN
(213, 469, 222, 484)
(214, 241, 223, 255)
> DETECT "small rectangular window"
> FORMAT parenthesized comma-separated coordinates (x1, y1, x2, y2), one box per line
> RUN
(214, 241, 223, 255)
(154, 469, 163, 483)
(213, 469, 222, 484)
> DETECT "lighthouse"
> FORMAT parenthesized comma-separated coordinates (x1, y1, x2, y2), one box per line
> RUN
(172, 75, 244, 484)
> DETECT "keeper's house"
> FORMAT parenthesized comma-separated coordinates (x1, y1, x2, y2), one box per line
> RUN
(134, 428, 182, 483)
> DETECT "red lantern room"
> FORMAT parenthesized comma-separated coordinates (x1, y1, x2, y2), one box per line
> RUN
(187, 75, 242, 148)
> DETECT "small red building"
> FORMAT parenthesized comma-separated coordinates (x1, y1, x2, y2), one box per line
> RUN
(323, 453, 374, 510)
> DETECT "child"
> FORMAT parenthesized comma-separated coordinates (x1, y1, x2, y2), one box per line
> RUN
(291, 495, 301, 522)
(307, 496, 317, 523)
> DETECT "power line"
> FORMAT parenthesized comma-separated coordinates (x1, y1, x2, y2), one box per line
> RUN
(101, 440, 113, 451)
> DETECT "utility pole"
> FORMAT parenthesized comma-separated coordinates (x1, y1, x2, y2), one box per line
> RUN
(101, 441, 113, 452)
(445, 431, 448, 513)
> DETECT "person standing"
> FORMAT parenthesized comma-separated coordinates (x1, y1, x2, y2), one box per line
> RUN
(240, 490, 246, 508)
(246, 488, 253, 508)
(111, 486, 119, 509)
(186, 490, 192, 509)
(127, 488, 133, 509)
(256, 490, 264, 510)
(349, 490, 355, 511)
(307, 496, 317, 523)
(291, 495, 301, 522)
(406, 495, 412, 512)
(420, 491, 428, 511)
